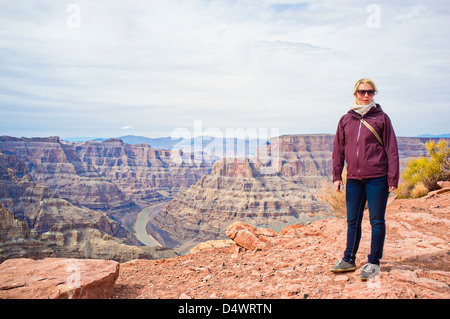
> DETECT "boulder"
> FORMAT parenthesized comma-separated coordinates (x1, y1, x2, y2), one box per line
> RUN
(437, 181, 450, 189)
(0, 258, 119, 299)
(226, 222, 277, 251)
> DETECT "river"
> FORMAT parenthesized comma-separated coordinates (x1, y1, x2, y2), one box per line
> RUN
(134, 202, 169, 247)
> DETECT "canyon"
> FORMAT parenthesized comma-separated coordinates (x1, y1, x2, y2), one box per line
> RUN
(149, 135, 444, 253)
(0, 151, 177, 263)
(0, 136, 212, 262)
(0, 134, 446, 262)
(0, 136, 212, 211)
(149, 135, 335, 253)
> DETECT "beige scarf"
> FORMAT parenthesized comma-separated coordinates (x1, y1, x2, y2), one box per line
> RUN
(350, 100, 376, 116)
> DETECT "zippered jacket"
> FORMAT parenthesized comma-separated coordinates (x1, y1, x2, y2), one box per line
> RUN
(332, 104, 400, 187)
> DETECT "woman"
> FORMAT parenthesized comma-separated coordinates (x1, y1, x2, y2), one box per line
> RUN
(330, 78, 399, 281)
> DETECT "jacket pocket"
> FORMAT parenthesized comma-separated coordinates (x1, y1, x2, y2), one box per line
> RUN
(365, 143, 388, 173)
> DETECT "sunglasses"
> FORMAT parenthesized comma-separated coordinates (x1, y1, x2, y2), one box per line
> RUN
(357, 90, 376, 96)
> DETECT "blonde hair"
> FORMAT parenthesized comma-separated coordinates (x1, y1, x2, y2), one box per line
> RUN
(353, 78, 378, 95)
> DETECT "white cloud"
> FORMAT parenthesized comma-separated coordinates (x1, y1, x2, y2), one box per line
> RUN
(121, 125, 135, 130)
(0, 0, 449, 138)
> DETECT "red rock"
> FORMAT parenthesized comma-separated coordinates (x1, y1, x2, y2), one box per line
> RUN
(113, 192, 450, 300)
(437, 181, 450, 189)
(233, 228, 266, 251)
(284, 284, 302, 297)
(226, 222, 274, 251)
(189, 239, 233, 254)
(229, 243, 244, 256)
(279, 224, 305, 235)
(0, 258, 119, 299)
(0, 136, 212, 210)
(334, 274, 349, 282)
(254, 227, 277, 245)
(225, 222, 257, 240)
(254, 227, 278, 238)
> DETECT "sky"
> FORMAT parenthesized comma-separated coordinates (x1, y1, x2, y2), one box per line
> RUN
(1, 0, 449, 139)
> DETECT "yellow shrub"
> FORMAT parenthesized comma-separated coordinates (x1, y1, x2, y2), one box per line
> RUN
(397, 139, 450, 198)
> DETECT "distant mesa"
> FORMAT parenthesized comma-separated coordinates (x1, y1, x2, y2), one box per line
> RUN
(102, 138, 124, 143)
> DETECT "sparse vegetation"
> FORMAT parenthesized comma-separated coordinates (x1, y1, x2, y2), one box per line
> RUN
(318, 166, 347, 219)
(397, 139, 450, 199)
(410, 182, 428, 198)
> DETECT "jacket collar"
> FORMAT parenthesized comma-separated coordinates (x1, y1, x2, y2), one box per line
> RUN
(348, 103, 382, 118)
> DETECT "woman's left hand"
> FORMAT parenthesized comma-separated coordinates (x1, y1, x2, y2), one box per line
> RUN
(389, 185, 397, 192)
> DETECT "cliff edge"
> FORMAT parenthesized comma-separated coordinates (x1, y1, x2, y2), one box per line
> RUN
(114, 190, 449, 299)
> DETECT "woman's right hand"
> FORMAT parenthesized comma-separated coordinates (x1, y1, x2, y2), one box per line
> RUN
(334, 180, 343, 192)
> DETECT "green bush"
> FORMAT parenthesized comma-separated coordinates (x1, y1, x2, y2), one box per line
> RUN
(397, 139, 450, 198)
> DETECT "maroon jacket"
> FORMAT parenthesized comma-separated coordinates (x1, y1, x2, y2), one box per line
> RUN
(332, 104, 399, 187)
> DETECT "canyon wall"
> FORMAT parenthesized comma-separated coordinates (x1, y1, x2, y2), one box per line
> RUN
(149, 135, 448, 254)
(0, 136, 213, 262)
(0, 136, 212, 210)
(0, 151, 178, 262)
(150, 135, 335, 253)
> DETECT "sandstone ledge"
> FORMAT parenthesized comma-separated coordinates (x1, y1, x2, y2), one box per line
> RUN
(114, 192, 450, 299)
(0, 258, 119, 299)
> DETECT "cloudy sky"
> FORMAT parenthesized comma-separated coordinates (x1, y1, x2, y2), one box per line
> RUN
(1, 0, 449, 139)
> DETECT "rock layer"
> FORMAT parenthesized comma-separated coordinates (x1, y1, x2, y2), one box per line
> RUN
(0, 258, 119, 299)
(0, 151, 178, 262)
(0, 205, 55, 262)
(0, 136, 212, 211)
(0, 135, 212, 262)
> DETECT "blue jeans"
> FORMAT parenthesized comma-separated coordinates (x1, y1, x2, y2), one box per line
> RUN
(343, 176, 389, 265)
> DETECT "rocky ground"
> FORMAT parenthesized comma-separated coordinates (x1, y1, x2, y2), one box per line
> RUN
(0, 258, 119, 299)
(113, 190, 450, 299)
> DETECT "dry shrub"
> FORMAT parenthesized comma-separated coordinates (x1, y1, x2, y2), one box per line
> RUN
(396, 180, 414, 199)
(317, 167, 347, 219)
(411, 182, 428, 198)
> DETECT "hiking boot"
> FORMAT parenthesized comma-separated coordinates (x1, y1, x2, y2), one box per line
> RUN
(358, 263, 380, 281)
(330, 259, 356, 273)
